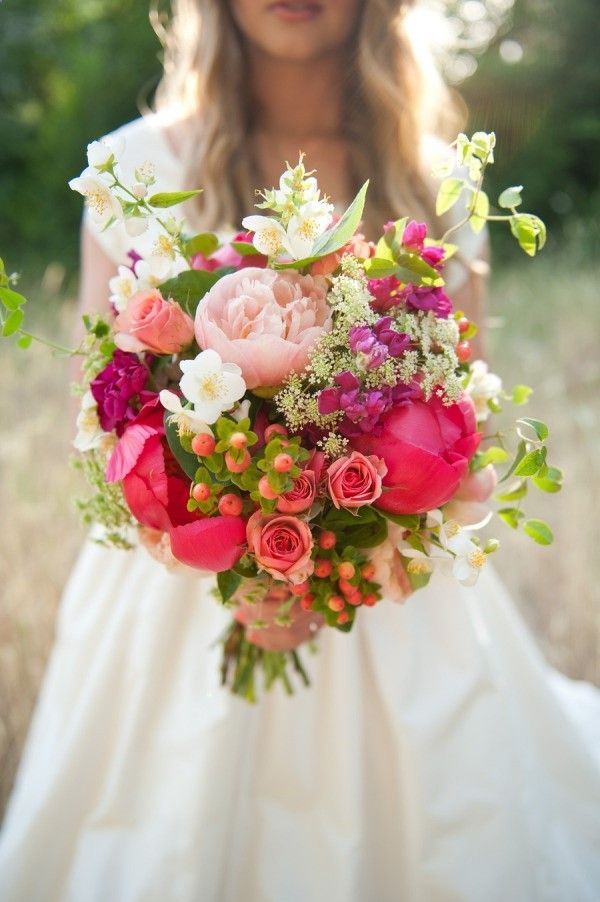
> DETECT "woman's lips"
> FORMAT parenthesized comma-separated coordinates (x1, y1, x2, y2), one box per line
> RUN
(268, 1, 323, 23)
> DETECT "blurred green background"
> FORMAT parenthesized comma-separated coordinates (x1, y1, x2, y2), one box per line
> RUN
(1, 0, 599, 815)
(1, 0, 599, 267)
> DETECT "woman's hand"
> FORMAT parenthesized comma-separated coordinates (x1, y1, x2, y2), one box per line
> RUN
(235, 587, 324, 652)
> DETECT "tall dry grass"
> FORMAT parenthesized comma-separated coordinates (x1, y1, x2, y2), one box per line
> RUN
(0, 240, 599, 816)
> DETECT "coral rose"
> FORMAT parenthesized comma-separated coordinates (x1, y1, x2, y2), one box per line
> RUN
(246, 511, 314, 585)
(326, 451, 387, 509)
(352, 393, 481, 515)
(194, 267, 331, 390)
(276, 470, 316, 514)
(114, 289, 195, 355)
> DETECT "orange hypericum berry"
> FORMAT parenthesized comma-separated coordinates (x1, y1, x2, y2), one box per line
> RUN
(327, 595, 345, 612)
(337, 561, 355, 580)
(314, 559, 333, 578)
(191, 433, 216, 457)
(258, 475, 280, 499)
(273, 453, 294, 473)
(264, 423, 288, 442)
(318, 531, 336, 550)
(192, 482, 211, 502)
(218, 493, 243, 517)
(361, 562, 376, 580)
(456, 341, 472, 363)
(229, 431, 248, 449)
(346, 593, 363, 607)
(300, 593, 315, 611)
(225, 449, 251, 473)
(336, 611, 350, 625)
(363, 593, 378, 607)
(291, 581, 310, 596)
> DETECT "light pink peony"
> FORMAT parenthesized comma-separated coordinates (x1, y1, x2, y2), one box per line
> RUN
(327, 451, 387, 509)
(194, 267, 331, 390)
(246, 511, 314, 585)
(114, 289, 195, 355)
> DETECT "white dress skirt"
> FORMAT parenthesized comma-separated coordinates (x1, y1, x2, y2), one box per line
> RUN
(1, 115, 599, 902)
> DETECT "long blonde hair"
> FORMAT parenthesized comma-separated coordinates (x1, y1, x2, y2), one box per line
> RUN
(151, 0, 463, 236)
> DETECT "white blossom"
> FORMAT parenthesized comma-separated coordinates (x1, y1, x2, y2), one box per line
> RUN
(241, 215, 288, 257)
(68, 169, 123, 229)
(465, 359, 502, 422)
(86, 135, 125, 170)
(108, 266, 138, 312)
(159, 390, 214, 436)
(73, 391, 111, 452)
(179, 350, 246, 424)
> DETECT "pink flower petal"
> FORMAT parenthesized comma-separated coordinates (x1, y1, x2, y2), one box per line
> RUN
(169, 517, 247, 572)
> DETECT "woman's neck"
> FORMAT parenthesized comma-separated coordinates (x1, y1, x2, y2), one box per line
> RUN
(247, 47, 347, 141)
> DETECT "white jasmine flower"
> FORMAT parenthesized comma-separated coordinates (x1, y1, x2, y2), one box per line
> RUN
(73, 391, 110, 452)
(152, 234, 179, 261)
(286, 200, 333, 259)
(132, 183, 148, 199)
(134, 161, 156, 186)
(230, 399, 251, 423)
(179, 349, 246, 424)
(69, 168, 123, 229)
(452, 540, 488, 586)
(86, 135, 125, 170)
(159, 390, 214, 436)
(465, 360, 502, 422)
(241, 215, 289, 257)
(108, 265, 138, 312)
(135, 255, 173, 289)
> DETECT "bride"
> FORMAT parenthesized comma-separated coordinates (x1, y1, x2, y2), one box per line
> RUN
(1, 1, 599, 900)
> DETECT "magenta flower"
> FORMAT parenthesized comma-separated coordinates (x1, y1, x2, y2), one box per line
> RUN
(368, 275, 404, 313)
(421, 245, 445, 268)
(402, 220, 427, 252)
(90, 350, 149, 435)
(404, 285, 452, 318)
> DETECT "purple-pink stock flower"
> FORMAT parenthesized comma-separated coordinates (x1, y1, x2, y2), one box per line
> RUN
(405, 285, 452, 318)
(368, 276, 404, 313)
(91, 350, 150, 435)
(402, 220, 427, 252)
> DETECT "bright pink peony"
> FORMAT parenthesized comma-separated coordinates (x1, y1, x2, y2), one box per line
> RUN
(246, 511, 314, 584)
(352, 394, 481, 515)
(326, 451, 387, 509)
(194, 267, 331, 389)
(114, 289, 194, 355)
(107, 397, 246, 572)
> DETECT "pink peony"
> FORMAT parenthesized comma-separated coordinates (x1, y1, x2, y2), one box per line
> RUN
(246, 511, 314, 585)
(114, 289, 195, 355)
(276, 470, 316, 514)
(194, 267, 331, 390)
(326, 450, 387, 509)
(353, 393, 481, 515)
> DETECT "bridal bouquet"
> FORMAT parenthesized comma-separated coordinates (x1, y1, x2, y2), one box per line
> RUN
(1, 131, 560, 700)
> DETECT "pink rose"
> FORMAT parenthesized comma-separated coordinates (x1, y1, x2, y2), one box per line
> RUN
(326, 451, 387, 509)
(246, 511, 314, 585)
(194, 268, 331, 389)
(114, 289, 195, 355)
(276, 470, 316, 514)
(353, 394, 481, 515)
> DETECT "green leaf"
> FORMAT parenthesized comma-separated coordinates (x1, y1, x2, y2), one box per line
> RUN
(517, 417, 549, 442)
(230, 240, 260, 257)
(532, 476, 562, 494)
(510, 214, 547, 257)
(159, 269, 222, 316)
(163, 412, 202, 480)
(436, 177, 464, 216)
(0, 287, 27, 310)
(523, 518, 554, 545)
(2, 308, 24, 337)
(16, 334, 32, 350)
(498, 507, 524, 529)
(183, 232, 219, 258)
(363, 257, 399, 279)
(498, 186, 523, 209)
(511, 384, 533, 405)
(217, 569, 242, 602)
(312, 181, 369, 257)
(514, 447, 547, 477)
(147, 189, 202, 208)
(379, 510, 421, 529)
(469, 190, 490, 234)
(495, 480, 528, 502)
(499, 439, 527, 483)
(343, 514, 388, 549)
(476, 445, 510, 467)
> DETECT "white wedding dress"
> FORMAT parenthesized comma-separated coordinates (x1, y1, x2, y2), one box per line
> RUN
(1, 114, 599, 902)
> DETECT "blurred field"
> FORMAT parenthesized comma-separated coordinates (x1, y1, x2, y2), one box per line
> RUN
(0, 238, 599, 816)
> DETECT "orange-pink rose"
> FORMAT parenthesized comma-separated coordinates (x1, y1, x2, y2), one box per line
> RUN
(276, 470, 316, 514)
(114, 289, 195, 355)
(246, 511, 314, 585)
(194, 267, 331, 389)
(327, 451, 387, 509)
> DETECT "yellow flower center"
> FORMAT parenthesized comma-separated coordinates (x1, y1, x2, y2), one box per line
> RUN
(407, 559, 431, 576)
(86, 187, 110, 215)
(154, 235, 177, 260)
(296, 218, 319, 241)
(467, 548, 487, 570)
(260, 226, 283, 256)
(444, 519, 461, 538)
(199, 373, 225, 401)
